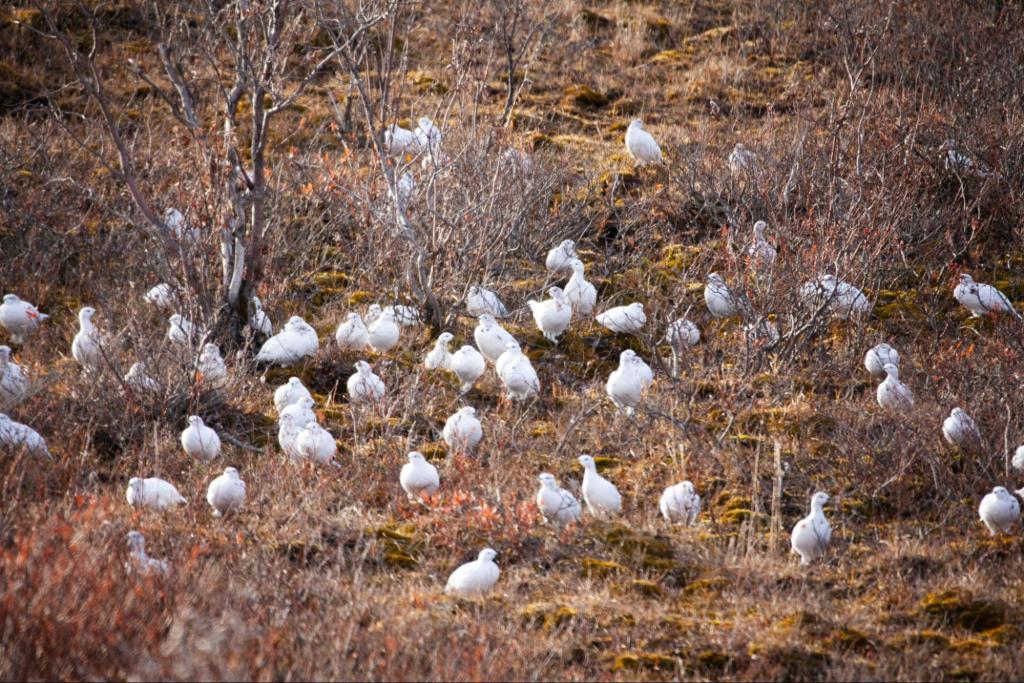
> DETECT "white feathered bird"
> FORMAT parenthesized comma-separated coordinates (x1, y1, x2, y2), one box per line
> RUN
(496, 343, 540, 400)
(125, 531, 169, 575)
(256, 316, 319, 366)
(596, 302, 646, 333)
(197, 343, 227, 386)
(443, 406, 483, 453)
(606, 349, 646, 416)
(181, 415, 221, 461)
(876, 363, 913, 409)
(625, 119, 662, 165)
(71, 307, 105, 371)
(564, 258, 597, 316)
(0, 346, 29, 406)
(536, 473, 582, 526)
(445, 548, 500, 598)
(249, 296, 273, 336)
(126, 477, 186, 511)
(528, 287, 572, 344)
(942, 407, 983, 452)
(545, 239, 577, 273)
(978, 487, 1020, 535)
(367, 308, 400, 353)
(335, 313, 370, 350)
(578, 454, 622, 519)
(295, 422, 338, 465)
(207, 467, 246, 517)
(474, 315, 519, 363)
(449, 345, 486, 393)
(400, 451, 439, 501)
(274, 377, 313, 414)
(864, 343, 899, 379)
(0, 413, 49, 458)
(790, 491, 832, 565)
(425, 332, 454, 371)
(954, 274, 1020, 320)
(659, 481, 701, 525)
(467, 286, 508, 318)
(347, 361, 385, 403)
(0, 294, 49, 344)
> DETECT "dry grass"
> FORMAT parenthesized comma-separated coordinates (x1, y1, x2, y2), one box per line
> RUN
(1, 0, 1024, 680)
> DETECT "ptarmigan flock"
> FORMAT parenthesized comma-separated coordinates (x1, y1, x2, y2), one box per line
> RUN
(1, 114, 1022, 601)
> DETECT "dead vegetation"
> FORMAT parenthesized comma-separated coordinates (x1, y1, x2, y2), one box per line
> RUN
(1, 0, 1024, 680)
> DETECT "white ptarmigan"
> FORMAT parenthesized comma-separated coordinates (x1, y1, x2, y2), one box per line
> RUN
(256, 316, 318, 366)
(414, 117, 442, 159)
(181, 416, 221, 461)
(143, 283, 176, 309)
(347, 361, 385, 404)
(442, 406, 483, 453)
(659, 481, 701, 525)
(528, 287, 572, 344)
(445, 548, 500, 598)
(466, 286, 509, 318)
(0, 294, 49, 344)
(978, 487, 1021, 535)
(165, 207, 199, 243)
(474, 315, 519, 363)
(536, 473, 582, 526)
(546, 239, 578, 273)
(1013, 446, 1024, 472)
(126, 477, 186, 511)
(953, 274, 1021, 320)
(666, 319, 700, 349)
(279, 396, 316, 431)
(876, 363, 913, 409)
(728, 143, 757, 176)
(384, 305, 422, 327)
(425, 332, 454, 371)
(942, 408, 983, 452)
(71, 307, 105, 371)
(578, 454, 622, 519)
(249, 296, 273, 336)
(705, 273, 741, 318)
(596, 302, 646, 334)
(449, 345, 486, 393)
(800, 274, 870, 319)
(125, 362, 157, 395)
(385, 123, 418, 157)
(295, 422, 338, 465)
(167, 314, 197, 346)
(277, 410, 305, 459)
(0, 346, 29, 406)
(666, 318, 700, 378)
(125, 531, 169, 576)
(496, 343, 540, 400)
(747, 221, 776, 272)
(335, 313, 370, 350)
(367, 308, 401, 353)
(606, 350, 646, 416)
(791, 491, 832, 565)
(0, 413, 50, 458)
(197, 343, 228, 386)
(625, 119, 662, 165)
(207, 467, 246, 517)
(274, 377, 313, 414)
(400, 451, 439, 501)
(864, 343, 899, 380)
(564, 258, 597, 316)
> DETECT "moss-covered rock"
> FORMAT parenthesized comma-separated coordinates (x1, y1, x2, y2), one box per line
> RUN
(518, 602, 578, 631)
(580, 557, 628, 578)
(918, 589, 1007, 632)
(612, 652, 677, 672)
